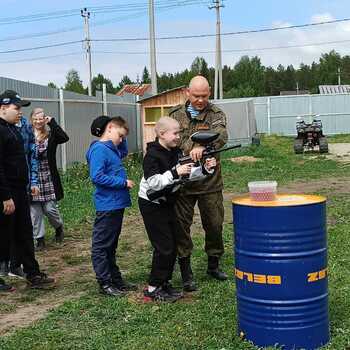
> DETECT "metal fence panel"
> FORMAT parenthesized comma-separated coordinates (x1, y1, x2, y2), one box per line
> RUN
(107, 103, 139, 153)
(0, 77, 58, 99)
(64, 102, 103, 165)
(0, 77, 142, 169)
(234, 93, 350, 136)
(254, 97, 268, 133)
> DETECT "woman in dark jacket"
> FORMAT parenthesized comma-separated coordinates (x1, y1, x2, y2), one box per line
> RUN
(30, 108, 69, 249)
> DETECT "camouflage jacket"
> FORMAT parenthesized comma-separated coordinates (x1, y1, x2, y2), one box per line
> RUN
(169, 101, 228, 195)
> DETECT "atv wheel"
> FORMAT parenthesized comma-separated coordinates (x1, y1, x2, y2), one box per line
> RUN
(319, 137, 329, 153)
(294, 139, 304, 154)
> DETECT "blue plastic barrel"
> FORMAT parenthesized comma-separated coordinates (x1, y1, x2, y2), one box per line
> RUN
(232, 194, 329, 350)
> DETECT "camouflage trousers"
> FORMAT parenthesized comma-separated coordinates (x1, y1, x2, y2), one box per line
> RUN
(174, 191, 225, 258)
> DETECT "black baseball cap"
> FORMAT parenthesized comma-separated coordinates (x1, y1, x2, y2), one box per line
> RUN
(0, 90, 31, 107)
(90, 115, 112, 137)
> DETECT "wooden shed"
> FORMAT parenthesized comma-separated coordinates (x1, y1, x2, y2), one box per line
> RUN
(138, 86, 187, 151)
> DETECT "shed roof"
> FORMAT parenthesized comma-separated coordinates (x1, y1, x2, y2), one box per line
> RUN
(138, 86, 186, 103)
(319, 85, 350, 94)
(116, 84, 152, 96)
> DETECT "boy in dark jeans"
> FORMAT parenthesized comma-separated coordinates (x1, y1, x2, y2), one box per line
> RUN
(86, 116, 136, 297)
(138, 117, 216, 302)
(0, 90, 55, 291)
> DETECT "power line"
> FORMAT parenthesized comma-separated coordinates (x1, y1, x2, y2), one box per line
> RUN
(2, 37, 350, 63)
(0, 14, 349, 57)
(0, 52, 84, 64)
(0, 0, 206, 42)
(0, 0, 205, 25)
(91, 17, 350, 42)
(0, 40, 83, 54)
(92, 39, 350, 54)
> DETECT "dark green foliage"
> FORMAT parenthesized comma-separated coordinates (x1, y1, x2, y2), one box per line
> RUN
(64, 69, 86, 95)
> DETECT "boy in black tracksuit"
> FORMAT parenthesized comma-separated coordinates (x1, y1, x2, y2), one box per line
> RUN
(0, 90, 55, 291)
(138, 117, 216, 302)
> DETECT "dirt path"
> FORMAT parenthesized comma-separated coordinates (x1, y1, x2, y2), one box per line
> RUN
(1, 176, 349, 336)
(0, 215, 146, 336)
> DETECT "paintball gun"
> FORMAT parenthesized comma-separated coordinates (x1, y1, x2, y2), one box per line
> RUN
(177, 131, 241, 165)
(146, 131, 241, 201)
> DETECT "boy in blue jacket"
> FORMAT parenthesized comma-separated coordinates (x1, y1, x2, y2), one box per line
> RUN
(86, 115, 136, 297)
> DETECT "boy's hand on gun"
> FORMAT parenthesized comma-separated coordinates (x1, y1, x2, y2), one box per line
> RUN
(176, 163, 193, 176)
(126, 179, 135, 189)
(204, 157, 216, 170)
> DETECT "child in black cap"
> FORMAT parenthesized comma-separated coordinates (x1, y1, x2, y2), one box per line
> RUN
(0, 90, 55, 291)
(86, 115, 136, 297)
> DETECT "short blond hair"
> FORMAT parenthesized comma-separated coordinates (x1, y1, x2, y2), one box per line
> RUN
(154, 116, 179, 137)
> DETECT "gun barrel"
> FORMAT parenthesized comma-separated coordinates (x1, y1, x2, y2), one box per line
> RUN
(204, 144, 241, 157)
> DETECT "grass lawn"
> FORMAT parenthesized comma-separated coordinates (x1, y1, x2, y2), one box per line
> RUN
(0, 135, 350, 349)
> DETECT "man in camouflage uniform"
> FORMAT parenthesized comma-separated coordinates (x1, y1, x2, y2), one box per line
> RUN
(169, 75, 228, 292)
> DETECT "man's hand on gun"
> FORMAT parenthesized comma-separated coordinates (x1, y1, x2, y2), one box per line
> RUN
(189, 146, 205, 162)
(176, 163, 193, 176)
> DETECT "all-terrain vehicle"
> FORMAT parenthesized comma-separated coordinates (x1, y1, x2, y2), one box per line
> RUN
(294, 116, 328, 154)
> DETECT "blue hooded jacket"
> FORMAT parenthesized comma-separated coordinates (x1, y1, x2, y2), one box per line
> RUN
(86, 139, 131, 211)
(16, 116, 39, 187)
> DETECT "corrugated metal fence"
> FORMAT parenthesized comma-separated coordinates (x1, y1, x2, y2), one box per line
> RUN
(0, 77, 139, 170)
(251, 93, 350, 136)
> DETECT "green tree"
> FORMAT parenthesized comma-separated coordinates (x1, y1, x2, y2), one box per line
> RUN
(264, 66, 278, 95)
(47, 82, 57, 89)
(232, 56, 265, 96)
(225, 85, 256, 98)
(64, 69, 86, 94)
(318, 50, 342, 85)
(190, 57, 210, 80)
(91, 74, 115, 95)
(341, 55, 350, 84)
(296, 63, 312, 91)
(116, 75, 133, 91)
(141, 67, 151, 84)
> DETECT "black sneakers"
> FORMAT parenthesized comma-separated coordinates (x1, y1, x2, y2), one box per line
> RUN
(162, 282, 183, 298)
(143, 286, 182, 303)
(8, 266, 26, 279)
(112, 279, 137, 292)
(0, 277, 15, 293)
(55, 226, 64, 243)
(27, 273, 55, 289)
(100, 284, 126, 297)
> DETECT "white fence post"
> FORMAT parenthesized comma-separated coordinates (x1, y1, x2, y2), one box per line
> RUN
(102, 83, 107, 115)
(267, 97, 271, 135)
(59, 89, 67, 173)
(308, 94, 313, 123)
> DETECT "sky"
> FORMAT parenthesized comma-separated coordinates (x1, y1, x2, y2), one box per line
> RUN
(0, 0, 349, 88)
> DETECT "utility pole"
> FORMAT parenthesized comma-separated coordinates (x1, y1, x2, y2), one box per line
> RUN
(149, 0, 158, 95)
(209, 0, 224, 100)
(81, 8, 92, 96)
(337, 67, 341, 85)
(296, 81, 299, 95)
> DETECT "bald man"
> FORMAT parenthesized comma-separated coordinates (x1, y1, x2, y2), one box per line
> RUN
(169, 75, 228, 292)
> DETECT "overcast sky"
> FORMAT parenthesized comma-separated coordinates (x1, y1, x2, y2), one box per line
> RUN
(0, 0, 349, 87)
